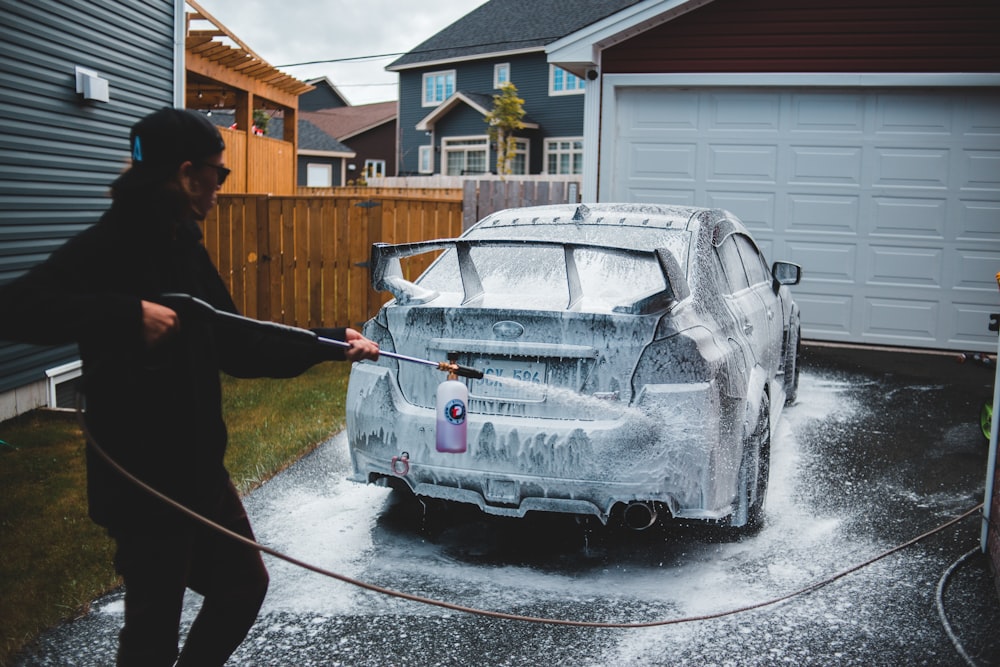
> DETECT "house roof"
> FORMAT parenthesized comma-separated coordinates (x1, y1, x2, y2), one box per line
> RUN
(387, 0, 643, 70)
(301, 101, 398, 141)
(415, 91, 539, 131)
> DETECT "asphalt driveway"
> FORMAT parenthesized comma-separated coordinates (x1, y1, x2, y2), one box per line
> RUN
(12, 343, 1000, 666)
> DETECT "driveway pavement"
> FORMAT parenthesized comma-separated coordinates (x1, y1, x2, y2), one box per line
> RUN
(12, 343, 1000, 666)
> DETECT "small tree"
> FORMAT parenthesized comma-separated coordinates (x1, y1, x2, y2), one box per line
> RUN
(484, 82, 526, 179)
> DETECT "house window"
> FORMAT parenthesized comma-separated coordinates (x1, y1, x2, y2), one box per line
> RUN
(365, 159, 386, 179)
(418, 145, 433, 174)
(306, 163, 332, 187)
(494, 63, 510, 88)
(443, 137, 488, 175)
(550, 65, 584, 95)
(506, 138, 529, 175)
(423, 70, 455, 106)
(544, 138, 584, 174)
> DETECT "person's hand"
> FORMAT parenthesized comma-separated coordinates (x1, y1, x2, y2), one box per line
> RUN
(140, 300, 179, 347)
(342, 328, 379, 362)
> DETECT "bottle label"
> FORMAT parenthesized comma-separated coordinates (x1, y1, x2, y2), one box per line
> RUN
(444, 398, 466, 425)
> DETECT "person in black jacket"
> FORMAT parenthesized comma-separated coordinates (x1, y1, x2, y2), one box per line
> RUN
(0, 107, 379, 666)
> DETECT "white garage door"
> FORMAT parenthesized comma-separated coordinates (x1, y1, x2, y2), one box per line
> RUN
(605, 86, 1000, 352)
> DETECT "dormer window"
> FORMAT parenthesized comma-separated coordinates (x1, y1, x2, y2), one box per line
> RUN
(423, 70, 455, 106)
(494, 63, 510, 88)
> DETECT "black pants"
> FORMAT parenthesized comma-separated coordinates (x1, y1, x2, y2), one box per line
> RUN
(110, 482, 269, 667)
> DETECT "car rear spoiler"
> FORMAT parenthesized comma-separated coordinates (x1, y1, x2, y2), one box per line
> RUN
(370, 239, 690, 311)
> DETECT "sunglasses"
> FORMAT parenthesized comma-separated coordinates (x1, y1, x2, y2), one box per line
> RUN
(200, 162, 231, 186)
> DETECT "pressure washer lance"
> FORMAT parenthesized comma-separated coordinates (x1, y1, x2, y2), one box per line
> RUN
(158, 293, 484, 380)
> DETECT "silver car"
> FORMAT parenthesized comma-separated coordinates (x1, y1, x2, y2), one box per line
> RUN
(346, 203, 801, 530)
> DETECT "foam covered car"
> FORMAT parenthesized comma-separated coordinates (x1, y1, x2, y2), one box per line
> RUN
(346, 203, 801, 530)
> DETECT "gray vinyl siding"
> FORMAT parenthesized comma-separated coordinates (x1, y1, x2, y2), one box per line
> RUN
(0, 0, 177, 394)
(398, 52, 585, 175)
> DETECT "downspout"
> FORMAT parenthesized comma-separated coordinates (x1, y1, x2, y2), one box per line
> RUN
(982, 297, 1000, 553)
(173, 0, 186, 108)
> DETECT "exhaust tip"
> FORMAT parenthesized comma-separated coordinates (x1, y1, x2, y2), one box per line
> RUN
(622, 501, 658, 531)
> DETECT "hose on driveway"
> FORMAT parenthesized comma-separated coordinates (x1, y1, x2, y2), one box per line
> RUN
(78, 403, 984, 630)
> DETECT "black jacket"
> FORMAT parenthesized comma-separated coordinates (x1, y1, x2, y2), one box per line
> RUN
(0, 189, 345, 528)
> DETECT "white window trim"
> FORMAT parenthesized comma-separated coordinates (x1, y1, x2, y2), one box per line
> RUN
(506, 137, 530, 175)
(442, 135, 490, 175)
(422, 69, 456, 107)
(418, 145, 433, 174)
(494, 62, 510, 88)
(364, 159, 386, 179)
(543, 137, 584, 175)
(549, 65, 585, 96)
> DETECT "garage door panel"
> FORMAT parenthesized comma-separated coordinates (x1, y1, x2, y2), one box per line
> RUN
(874, 95, 954, 135)
(868, 245, 943, 286)
(953, 249, 1000, 290)
(873, 148, 951, 189)
(961, 150, 1000, 190)
(866, 298, 938, 342)
(789, 146, 863, 185)
(871, 196, 948, 237)
(707, 144, 778, 182)
(790, 93, 865, 133)
(787, 195, 860, 234)
(705, 192, 775, 231)
(958, 201, 1000, 239)
(786, 241, 856, 283)
(707, 93, 781, 131)
(949, 303, 1000, 346)
(792, 293, 854, 336)
(610, 86, 1000, 351)
(629, 143, 697, 181)
(625, 188, 697, 206)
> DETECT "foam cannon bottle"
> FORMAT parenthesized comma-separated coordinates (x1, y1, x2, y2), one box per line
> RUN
(436, 368, 468, 453)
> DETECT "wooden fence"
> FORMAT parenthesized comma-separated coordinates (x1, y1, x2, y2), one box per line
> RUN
(203, 181, 580, 328)
(203, 190, 463, 329)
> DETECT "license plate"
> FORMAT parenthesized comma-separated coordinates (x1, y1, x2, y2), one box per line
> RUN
(470, 358, 547, 400)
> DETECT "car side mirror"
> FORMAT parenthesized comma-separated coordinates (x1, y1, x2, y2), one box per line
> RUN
(772, 261, 802, 287)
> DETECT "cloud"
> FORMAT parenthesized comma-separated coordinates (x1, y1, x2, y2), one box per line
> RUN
(198, 0, 488, 105)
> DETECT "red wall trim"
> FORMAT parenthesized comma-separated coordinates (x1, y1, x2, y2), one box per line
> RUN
(602, 0, 1000, 74)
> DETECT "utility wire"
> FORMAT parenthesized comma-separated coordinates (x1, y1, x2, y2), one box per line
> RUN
(277, 36, 560, 68)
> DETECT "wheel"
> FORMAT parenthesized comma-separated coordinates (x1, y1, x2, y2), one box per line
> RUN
(730, 393, 771, 531)
(783, 320, 800, 405)
(982, 400, 993, 441)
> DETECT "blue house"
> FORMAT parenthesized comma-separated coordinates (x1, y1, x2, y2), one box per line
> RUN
(387, 0, 641, 177)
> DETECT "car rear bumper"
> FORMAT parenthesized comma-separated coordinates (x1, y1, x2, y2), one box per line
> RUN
(346, 362, 735, 523)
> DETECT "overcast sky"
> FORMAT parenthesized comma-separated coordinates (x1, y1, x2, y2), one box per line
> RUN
(197, 0, 490, 106)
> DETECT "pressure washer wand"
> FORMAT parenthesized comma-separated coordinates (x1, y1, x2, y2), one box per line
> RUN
(314, 334, 483, 379)
(159, 293, 483, 379)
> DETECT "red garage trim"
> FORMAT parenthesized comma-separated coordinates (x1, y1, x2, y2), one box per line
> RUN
(602, 0, 1000, 74)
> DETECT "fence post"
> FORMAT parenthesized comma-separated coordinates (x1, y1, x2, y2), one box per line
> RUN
(255, 195, 272, 322)
(462, 180, 478, 230)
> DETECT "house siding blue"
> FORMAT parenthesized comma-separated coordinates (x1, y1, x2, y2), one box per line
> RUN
(397, 52, 585, 175)
(0, 0, 177, 394)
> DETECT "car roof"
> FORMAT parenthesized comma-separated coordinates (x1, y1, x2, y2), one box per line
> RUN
(468, 203, 705, 232)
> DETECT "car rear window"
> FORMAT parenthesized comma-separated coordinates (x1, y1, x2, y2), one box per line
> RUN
(418, 244, 669, 312)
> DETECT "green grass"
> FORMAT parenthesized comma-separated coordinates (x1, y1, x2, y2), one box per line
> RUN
(0, 362, 352, 665)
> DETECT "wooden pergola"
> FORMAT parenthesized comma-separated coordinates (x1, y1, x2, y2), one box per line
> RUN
(184, 0, 314, 193)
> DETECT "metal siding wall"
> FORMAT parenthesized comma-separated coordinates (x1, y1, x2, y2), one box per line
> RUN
(0, 0, 176, 394)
